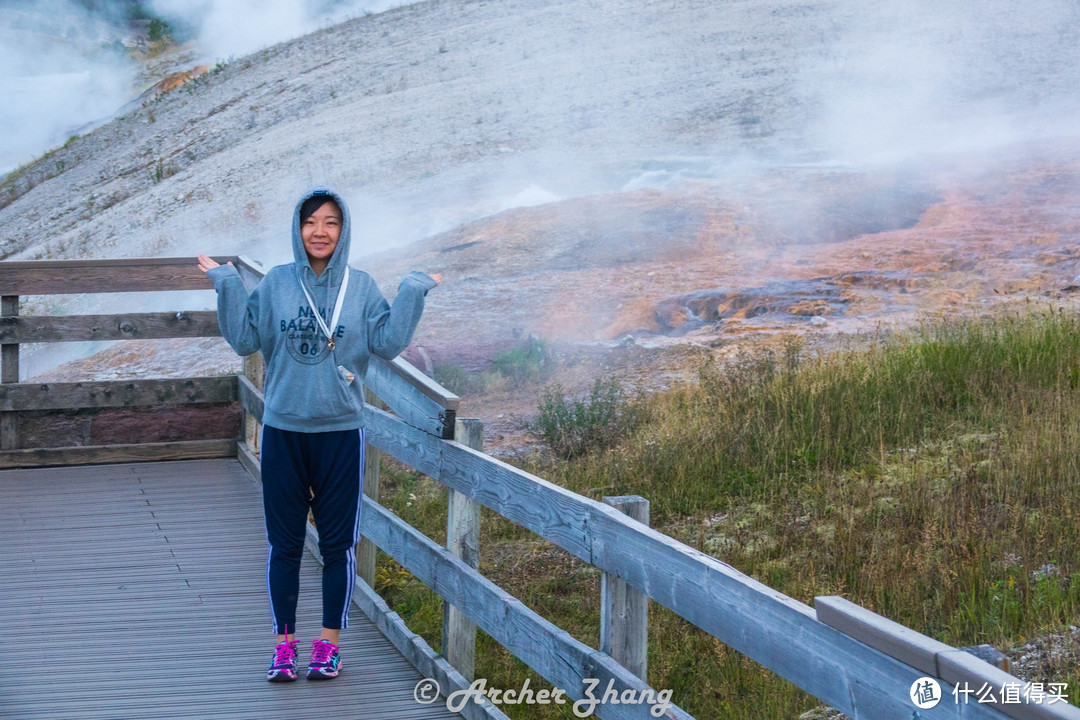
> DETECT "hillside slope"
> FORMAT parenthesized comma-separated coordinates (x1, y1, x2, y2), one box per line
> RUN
(3, 0, 1077, 264)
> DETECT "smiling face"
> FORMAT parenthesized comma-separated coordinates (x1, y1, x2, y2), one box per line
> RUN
(300, 200, 342, 276)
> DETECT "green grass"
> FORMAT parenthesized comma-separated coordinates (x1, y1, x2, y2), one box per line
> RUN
(375, 304, 1080, 718)
(433, 338, 555, 397)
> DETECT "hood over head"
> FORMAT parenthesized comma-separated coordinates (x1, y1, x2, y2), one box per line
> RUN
(292, 186, 352, 286)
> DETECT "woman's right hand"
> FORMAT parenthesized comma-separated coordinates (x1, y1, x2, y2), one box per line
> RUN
(198, 254, 231, 273)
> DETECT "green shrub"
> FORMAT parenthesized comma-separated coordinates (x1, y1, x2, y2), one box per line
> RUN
(490, 337, 553, 383)
(148, 18, 170, 42)
(531, 376, 648, 459)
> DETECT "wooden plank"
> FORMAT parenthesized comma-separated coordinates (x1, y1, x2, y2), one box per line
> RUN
(356, 497, 690, 720)
(0, 311, 220, 344)
(363, 405, 590, 558)
(0, 257, 235, 295)
(348, 570, 511, 720)
(379, 355, 460, 411)
(586, 502, 1014, 720)
(444, 418, 483, 682)
(235, 254, 268, 292)
(0, 439, 236, 469)
(237, 373, 264, 424)
(0, 458, 461, 720)
(241, 351, 265, 454)
(303, 500, 506, 720)
(1, 295, 18, 450)
(236, 438, 260, 482)
(365, 356, 458, 438)
(359, 388, 382, 589)
(0, 375, 236, 412)
(600, 495, 649, 682)
(937, 651, 1080, 720)
(814, 595, 952, 676)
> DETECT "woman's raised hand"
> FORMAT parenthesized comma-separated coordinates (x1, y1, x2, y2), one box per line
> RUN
(429, 273, 443, 285)
(198, 254, 231, 274)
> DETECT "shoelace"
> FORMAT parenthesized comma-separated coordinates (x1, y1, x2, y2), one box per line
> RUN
(273, 641, 298, 666)
(311, 640, 337, 664)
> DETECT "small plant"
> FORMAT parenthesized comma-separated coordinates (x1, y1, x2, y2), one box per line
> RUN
(432, 363, 473, 396)
(490, 336, 553, 383)
(531, 376, 648, 460)
(148, 18, 171, 43)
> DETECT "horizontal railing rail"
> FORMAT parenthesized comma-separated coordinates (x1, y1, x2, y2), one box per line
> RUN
(0, 376, 235, 412)
(0, 311, 219, 344)
(0, 257, 233, 295)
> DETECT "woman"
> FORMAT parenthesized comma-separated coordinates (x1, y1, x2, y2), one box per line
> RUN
(198, 187, 440, 681)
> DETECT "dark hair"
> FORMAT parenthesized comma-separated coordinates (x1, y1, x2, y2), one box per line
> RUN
(299, 196, 341, 224)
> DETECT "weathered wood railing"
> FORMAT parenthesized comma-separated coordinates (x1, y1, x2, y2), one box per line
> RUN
(3, 257, 1074, 720)
(0, 258, 244, 468)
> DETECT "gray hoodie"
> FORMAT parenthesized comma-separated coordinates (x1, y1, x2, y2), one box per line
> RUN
(206, 187, 437, 433)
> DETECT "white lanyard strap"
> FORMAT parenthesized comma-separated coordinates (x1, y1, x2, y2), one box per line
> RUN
(298, 268, 349, 350)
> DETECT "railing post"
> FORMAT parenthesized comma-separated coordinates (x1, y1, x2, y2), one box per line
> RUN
(242, 352, 264, 456)
(1, 295, 19, 450)
(443, 418, 482, 681)
(601, 495, 650, 682)
(358, 388, 382, 588)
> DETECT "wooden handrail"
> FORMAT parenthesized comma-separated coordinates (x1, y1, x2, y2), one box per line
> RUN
(0, 376, 236, 412)
(360, 495, 691, 720)
(0, 311, 219, 344)
(0, 257, 229, 295)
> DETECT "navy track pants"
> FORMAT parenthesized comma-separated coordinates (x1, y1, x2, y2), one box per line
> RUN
(260, 424, 365, 634)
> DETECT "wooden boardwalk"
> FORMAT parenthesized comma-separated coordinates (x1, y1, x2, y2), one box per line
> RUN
(0, 458, 460, 720)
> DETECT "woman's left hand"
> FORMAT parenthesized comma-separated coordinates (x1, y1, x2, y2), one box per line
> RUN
(429, 273, 443, 284)
(198, 254, 231, 273)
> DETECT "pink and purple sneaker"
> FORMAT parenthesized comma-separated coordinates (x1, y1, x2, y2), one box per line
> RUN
(307, 639, 341, 680)
(267, 640, 299, 682)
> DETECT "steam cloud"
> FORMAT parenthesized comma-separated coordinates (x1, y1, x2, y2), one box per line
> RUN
(148, 0, 407, 61)
(0, 0, 413, 177)
(0, 1, 135, 175)
(802, 0, 1080, 164)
